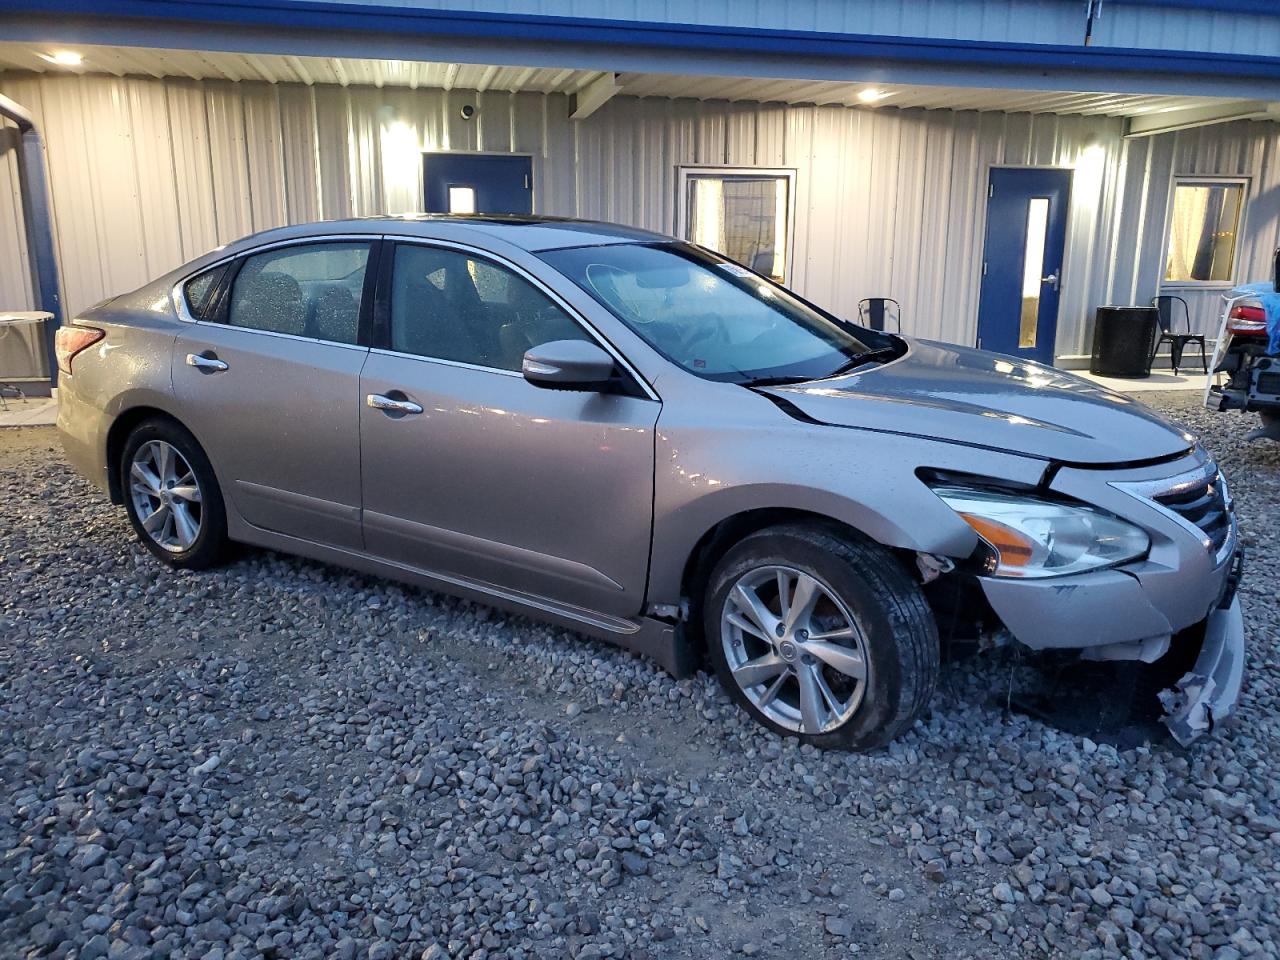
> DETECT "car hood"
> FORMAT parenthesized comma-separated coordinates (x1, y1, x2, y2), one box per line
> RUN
(759, 339, 1195, 465)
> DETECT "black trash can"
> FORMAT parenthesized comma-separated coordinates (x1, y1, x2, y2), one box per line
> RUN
(1090, 306, 1158, 377)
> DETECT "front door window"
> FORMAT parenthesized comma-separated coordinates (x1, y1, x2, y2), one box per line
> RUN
(387, 244, 590, 371)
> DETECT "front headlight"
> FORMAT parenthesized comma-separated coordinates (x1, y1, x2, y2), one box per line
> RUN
(932, 486, 1149, 578)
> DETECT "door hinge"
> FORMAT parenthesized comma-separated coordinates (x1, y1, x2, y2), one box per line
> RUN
(524, 174, 530, 189)
(988, 182, 994, 199)
(982, 261, 988, 276)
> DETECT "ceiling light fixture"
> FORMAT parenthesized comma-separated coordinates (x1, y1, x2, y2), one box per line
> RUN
(857, 87, 887, 104)
(40, 50, 83, 67)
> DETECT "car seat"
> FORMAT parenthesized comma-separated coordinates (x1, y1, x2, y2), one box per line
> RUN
(232, 271, 305, 336)
(393, 274, 487, 364)
(309, 285, 359, 344)
(439, 262, 502, 366)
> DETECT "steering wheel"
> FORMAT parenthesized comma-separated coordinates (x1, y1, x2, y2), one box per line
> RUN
(584, 263, 654, 326)
(669, 313, 731, 364)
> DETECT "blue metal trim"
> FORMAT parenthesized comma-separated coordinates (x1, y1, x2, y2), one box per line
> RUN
(7, 0, 1280, 81)
(1110, 0, 1278, 14)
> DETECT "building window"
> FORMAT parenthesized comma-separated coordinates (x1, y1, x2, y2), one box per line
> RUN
(1164, 178, 1246, 284)
(448, 185, 476, 214)
(678, 167, 795, 283)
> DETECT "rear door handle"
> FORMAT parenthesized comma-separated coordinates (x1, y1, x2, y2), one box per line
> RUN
(186, 353, 228, 372)
(367, 393, 423, 415)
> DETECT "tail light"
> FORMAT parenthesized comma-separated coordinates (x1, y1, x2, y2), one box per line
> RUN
(1226, 304, 1268, 338)
(54, 325, 105, 374)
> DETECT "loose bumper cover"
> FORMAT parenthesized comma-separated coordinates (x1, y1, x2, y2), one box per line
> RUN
(974, 450, 1247, 745)
(983, 568, 1246, 744)
(1157, 594, 1246, 746)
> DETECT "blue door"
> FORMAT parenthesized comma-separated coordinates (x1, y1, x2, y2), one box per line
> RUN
(976, 168, 1071, 365)
(422, 154, 532, 215)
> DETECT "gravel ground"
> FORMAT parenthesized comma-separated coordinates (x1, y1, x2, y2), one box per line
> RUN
(1, 391, 1278, 960)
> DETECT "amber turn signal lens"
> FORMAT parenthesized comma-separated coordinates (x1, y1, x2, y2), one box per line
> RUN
(957, 513, 1035, 568)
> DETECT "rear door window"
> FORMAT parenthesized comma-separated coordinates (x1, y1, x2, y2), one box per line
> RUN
(226, 243, 370, 345)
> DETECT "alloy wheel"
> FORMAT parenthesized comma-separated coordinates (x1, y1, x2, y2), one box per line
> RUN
(128, 440, 203, 553)
(720, 565, 869, 734)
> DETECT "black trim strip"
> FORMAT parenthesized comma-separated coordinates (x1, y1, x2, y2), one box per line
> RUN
(372, 239, 394, 350)
(358, 238, 383, 349)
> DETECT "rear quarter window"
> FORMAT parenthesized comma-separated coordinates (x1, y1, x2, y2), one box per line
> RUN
(183, 266, 225, 320)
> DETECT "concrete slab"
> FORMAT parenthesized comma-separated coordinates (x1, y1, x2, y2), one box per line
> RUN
(1076, 370, 1208, 393)
(0, 396, 57, 427)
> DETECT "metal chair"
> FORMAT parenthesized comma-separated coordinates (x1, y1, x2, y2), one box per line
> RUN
(0, 384, 25, 411)
(1150, 295, 1207, 375)
(858, 298, 901, 333)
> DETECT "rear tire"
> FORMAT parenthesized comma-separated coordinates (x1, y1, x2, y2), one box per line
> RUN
(119, 418, 229, 570)
(704, 524, 938, 751)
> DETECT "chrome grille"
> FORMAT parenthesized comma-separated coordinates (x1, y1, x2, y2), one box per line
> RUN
(1153, 472, 1232, 555)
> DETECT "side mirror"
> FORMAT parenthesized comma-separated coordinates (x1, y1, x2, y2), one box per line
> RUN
(522, 340, 617, 391)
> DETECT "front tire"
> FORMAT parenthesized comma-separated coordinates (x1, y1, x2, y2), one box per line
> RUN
(120, 418, 229, 570)
(704, 524, 938, 751)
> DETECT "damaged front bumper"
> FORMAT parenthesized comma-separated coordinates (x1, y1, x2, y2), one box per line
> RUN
(980, 557, 1246, 744)
(1158, 593, 1246, 746)
(973, 450, 1248, 745)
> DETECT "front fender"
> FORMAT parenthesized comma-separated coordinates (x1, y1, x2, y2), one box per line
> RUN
(646, 392, 1047, 604)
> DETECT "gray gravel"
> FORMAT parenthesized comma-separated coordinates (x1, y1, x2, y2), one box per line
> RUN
(1, 391, 1278, 960)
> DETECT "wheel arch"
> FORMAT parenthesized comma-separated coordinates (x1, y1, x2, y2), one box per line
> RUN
(105, 406, 195, 504)
(673, 507, 921, 660)
(691, 510, 942, 749)
(651, 474, 979, 607)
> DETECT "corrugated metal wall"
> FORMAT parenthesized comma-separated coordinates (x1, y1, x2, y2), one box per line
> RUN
(0, 73, 581, 322)
(1, 71, 1278, 359)
(332, 0, 1084, 45)
(1102, 5, 1280, 59)
(1113, 122, 1280, 337)
(574, 96, 1129, 356)
(299, 0, 1280, 57)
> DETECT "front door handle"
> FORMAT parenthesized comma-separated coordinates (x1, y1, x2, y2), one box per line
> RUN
(1041, 271, 1060, 291)
(367, 393, 423, 415)
(186, 353, 228, 373)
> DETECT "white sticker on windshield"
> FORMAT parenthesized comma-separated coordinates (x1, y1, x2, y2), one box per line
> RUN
(717, 262, 755, 278)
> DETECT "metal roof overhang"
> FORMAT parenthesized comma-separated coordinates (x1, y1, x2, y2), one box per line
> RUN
(2, 42, 1271, 127)
(4, 0, 1280, 104)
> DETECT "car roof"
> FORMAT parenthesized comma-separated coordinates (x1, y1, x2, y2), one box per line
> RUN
(216, 215, 671, 257)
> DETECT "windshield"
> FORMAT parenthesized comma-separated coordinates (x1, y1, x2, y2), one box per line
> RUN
(539, 242, 895, 384)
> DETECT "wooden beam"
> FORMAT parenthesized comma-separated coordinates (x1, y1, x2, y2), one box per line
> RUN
(570, 73, 622, 120)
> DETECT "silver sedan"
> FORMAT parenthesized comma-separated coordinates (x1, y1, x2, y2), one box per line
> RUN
(56, 216, 1244, 749)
